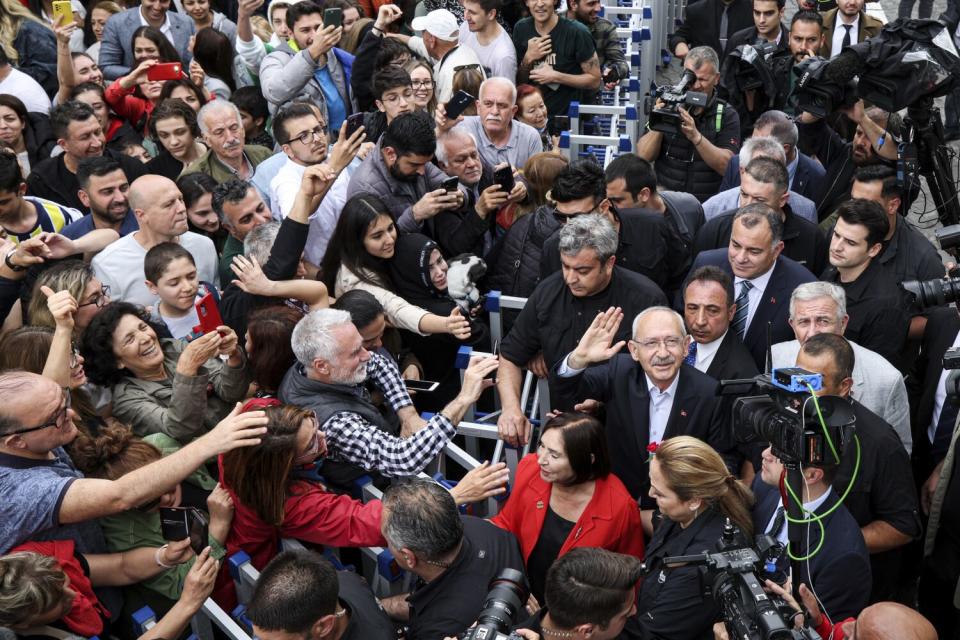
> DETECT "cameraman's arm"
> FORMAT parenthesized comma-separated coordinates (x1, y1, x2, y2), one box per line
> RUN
(637, 129, 664, 161)
(844, 101, 898, 162)
(692, 133, 735, 175)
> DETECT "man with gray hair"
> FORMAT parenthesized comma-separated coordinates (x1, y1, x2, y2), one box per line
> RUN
(770, 281, 911, 451)
(377, 480, 524, 639)
(554, 305, 732, 513)
(704, 136, 818, 222)
(211, 179, 273, 285)
(437, 77, 543, 169)
(695, 156, 828, 273)
(279, 309, 501, 479)
(719, 110, 825, 202)
(181, 101, 273, 183)
(497, 212, 667, 447)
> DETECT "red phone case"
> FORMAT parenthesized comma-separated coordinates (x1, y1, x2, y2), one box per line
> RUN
(147, 62, 182, 82)
(194, 292, 223, 336)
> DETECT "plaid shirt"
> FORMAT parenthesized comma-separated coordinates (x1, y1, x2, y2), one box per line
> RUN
(321, 352, 457, 477)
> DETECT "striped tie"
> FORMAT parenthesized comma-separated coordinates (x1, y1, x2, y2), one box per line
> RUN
(732, 280, 753, 339)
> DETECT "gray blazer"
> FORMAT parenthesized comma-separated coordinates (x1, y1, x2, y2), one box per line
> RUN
(98, 7, 195, 80)
(771, 339, 912, 453)
(259, 41, 357, 119)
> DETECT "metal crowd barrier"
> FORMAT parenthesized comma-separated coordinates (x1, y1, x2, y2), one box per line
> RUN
(131, 598, 252, 640)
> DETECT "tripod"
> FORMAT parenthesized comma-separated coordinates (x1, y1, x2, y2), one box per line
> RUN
(899, 96, 960, 226)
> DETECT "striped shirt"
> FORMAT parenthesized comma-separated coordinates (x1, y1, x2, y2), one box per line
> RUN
(2, 197, 82, 244)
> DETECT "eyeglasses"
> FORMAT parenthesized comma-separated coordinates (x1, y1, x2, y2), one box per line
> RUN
(551, 202, 602, 224)
(412, 79, 434, 89)
(78, 285, 110, 308)
(291, 126, 327, 145)
(630, 337, 686, 351)
(6, 388, 72, 436)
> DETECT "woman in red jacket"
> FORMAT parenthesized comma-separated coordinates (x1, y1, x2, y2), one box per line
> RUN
(491, 412, 644, 605)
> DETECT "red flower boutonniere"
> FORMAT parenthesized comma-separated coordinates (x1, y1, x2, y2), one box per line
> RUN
(647, 441, 659, 463)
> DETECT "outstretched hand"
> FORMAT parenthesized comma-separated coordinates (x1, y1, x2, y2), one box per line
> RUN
(568, 307, 625, 369)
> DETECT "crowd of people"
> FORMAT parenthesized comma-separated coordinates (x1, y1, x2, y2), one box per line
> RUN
(0, 0, 958, 636)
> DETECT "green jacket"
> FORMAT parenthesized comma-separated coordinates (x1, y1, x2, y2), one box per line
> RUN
(179, 144, 273, 184)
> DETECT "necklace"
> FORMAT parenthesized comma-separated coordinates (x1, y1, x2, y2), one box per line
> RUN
(540, 626, 576, 638)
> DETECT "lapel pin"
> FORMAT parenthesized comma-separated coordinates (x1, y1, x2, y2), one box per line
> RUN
(680, 410, 687, 417)
(536, 500, 544, 509)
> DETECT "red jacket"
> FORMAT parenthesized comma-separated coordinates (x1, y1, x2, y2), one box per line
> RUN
(491, 454, 644, 562)
(213, 456, 386, 607)
(817, 616, 854, 639)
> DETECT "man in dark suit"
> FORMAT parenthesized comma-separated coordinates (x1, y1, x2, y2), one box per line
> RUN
(682, 265, 758, 380)
(669, 0, 753, 63)
(718, 110, 826, 203)
(552, 306, 732, 517)
(818, 0, 883, 59)
(98, 0, 195, 80)
(753, 445, 871, 620)
(688, 202, 817, 370)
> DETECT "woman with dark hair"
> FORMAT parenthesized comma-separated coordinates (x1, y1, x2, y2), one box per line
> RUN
(146, 99, 206, 180)
(319, 194, 471, 340)
(181, 0, 237, 44)
(627, 435, 755, 639)
(387, 232, 488, 407)
(177, 172, 226, 254)
(491, 412, 644, 604)
(105, 55, 176, 135)
(131, 25, 181, 65)
(159, 78, 207, 113)
(79, 301, 250, 442)
(0, 94, 56, 175)
(69, 81, 143, 152)
(244, 305, 303, 398)
(83, 0, 123, 60)
(192, 27, 252, 99)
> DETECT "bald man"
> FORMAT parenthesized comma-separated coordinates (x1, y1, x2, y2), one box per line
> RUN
(92, 175, 219, 305)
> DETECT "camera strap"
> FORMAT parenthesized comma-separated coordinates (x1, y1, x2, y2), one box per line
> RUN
(715, 103, 724, 134)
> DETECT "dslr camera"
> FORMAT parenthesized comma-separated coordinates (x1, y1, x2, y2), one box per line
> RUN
(726, 368, 855, 465)
(459, 569, 530, 640)
(645, 68, 709, 135)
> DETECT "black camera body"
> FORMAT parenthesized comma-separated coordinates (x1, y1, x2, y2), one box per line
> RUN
(645, 69, 709, 135)
(727, 368, 855, 466)
(460, 569, 530, 640)
(792, 56, 858, 119)
(730, 40, 780, 92)
(665, 521, 823, 640)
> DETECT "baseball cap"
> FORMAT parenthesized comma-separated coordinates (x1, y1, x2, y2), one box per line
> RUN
(411, 9, 460, 41)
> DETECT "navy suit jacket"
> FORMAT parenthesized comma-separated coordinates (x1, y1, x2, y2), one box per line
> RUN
(752, 480, 871, 620)
(99, 7, 195, 80)
(690, 249, 816, 370)
(552, 358, 732, 506)
(719, 152, 826, 203)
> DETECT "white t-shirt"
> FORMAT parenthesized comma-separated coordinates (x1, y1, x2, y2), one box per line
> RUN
(458, 23, 518, 81)
(0, 68, 52, 114)
(92, 231, 219, 307)
(160, 305, 200, 340)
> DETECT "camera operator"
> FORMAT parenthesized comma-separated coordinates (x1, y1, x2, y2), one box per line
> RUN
(796, 100, 899, 221)
(637, 46, 742, 203)
(515, 548, 642, 639)
(794, 333, 921, 603)
(752, 445, 871, 620)
(782, 12, 826, 115)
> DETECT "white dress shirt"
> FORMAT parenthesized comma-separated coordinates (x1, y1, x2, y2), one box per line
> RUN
(735, 264, 776, 334)
(830, 14, 859, 59)
(139, 8, 175, 45)
(764, 486, 833, 549)
(646, 373, 680, 445)
(693, 331, 727, 373)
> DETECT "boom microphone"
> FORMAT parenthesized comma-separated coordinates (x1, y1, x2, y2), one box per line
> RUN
(823, 48, 866, 85)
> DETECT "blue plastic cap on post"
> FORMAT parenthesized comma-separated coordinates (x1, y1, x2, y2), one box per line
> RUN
(228, 551, 252, 579)
(455, 345, 473, 369)
(629, 78, 640, 92)
(632, 29, 642, 43)
(626, 105, 638, 120)
(568, 101, 580, 117)
(378, 549, 404, 581)
(131, 606, 157, 631)
(640, 27, 651, 40)
(231, 605, 247, 623)
(643, 6, 652, 18)
(559, 131, 571, 149)
(484, 290, 501, 312)
(631, 52, 640, 66)
(351, 474, 374, 500)
(618, 136, 632, 153)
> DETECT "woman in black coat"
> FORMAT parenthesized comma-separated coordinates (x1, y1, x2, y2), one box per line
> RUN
(0, 95, 56, 175)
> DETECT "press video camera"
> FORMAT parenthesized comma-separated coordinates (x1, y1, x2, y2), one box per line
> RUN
(459, 569, 530, 640)
(664, 520, 823, 640)
(645, 68, 709, 135)
(728, 41, 781, 92)
(723, 368, 855, 466)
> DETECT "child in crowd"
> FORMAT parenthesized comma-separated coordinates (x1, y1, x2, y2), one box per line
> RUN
(144, 242, 220, 340)
(231, 86, 275, 150)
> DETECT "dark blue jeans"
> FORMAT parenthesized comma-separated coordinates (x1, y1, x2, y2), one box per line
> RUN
(897, 0, 934, 18)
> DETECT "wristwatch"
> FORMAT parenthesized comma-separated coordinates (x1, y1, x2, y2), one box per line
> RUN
(4, 248, 25, 272)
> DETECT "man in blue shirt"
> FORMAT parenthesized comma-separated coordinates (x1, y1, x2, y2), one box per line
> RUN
(60, 156, 138, 241)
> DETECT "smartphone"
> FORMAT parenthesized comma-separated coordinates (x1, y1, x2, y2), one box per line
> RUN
(444, 90, 475, 120)
(552, 115, 571, 132)
(52, 0, 73, 25)
(324, 7, 342, 28)
(441, 176, 459, 192)
(160, 507, 209, 556)
(146, 62, 182, 82)
(195, 291, 223, 336)
(404, 379, 440, 392)
(188, 509, 209, 556)
(493, 165, 514, 193)
(602, 66, 620, 84)
(345, 112, 365, 138)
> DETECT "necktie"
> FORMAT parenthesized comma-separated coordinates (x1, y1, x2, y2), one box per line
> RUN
(841, 24, 852, 50)
(684, 341, 698, 367)
(719, 5, 730, 51)
(933, 398, 960, 460)
(731, 281, 753, 340)
(767, 506, 786, 537)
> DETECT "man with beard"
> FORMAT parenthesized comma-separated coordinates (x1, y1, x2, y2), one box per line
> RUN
(347, 111, 466, 234)
(566, 0, 629, 103)
(61, 157, 139, 241)
(797, 100, 899, 222)
(181, 101, 273, 184)
(819, 0, 883, 59)
(279, 308, 502, 477)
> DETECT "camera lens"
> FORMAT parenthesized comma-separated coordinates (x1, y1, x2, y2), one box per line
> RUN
(474, 569, 529, 632)
(902, 277, 960, 308)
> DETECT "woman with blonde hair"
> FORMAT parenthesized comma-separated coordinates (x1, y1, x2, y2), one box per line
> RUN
(26, 261, 110, 337)
(628, 435, 754, 639)
(0, 0, 58, 96)
(497, 152, 568, 229)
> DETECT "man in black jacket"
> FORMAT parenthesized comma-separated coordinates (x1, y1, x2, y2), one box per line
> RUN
(669, 0, 753, 62)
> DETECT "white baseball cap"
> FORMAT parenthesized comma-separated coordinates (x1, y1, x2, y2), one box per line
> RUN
(411, 9, 460, 42)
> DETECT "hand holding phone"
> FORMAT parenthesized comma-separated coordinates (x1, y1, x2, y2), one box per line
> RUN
(323, 7, 342, 27)
(493, 165, 515, 194)
(194, 292, 223, 336)
(160, 507, 210, 556)
(441, 176, 460, 192)
(345, 112, 365, 139)
(444, 90, 475, 120)
(146, 62, 182, 82)
(52, 0, 73, 25)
